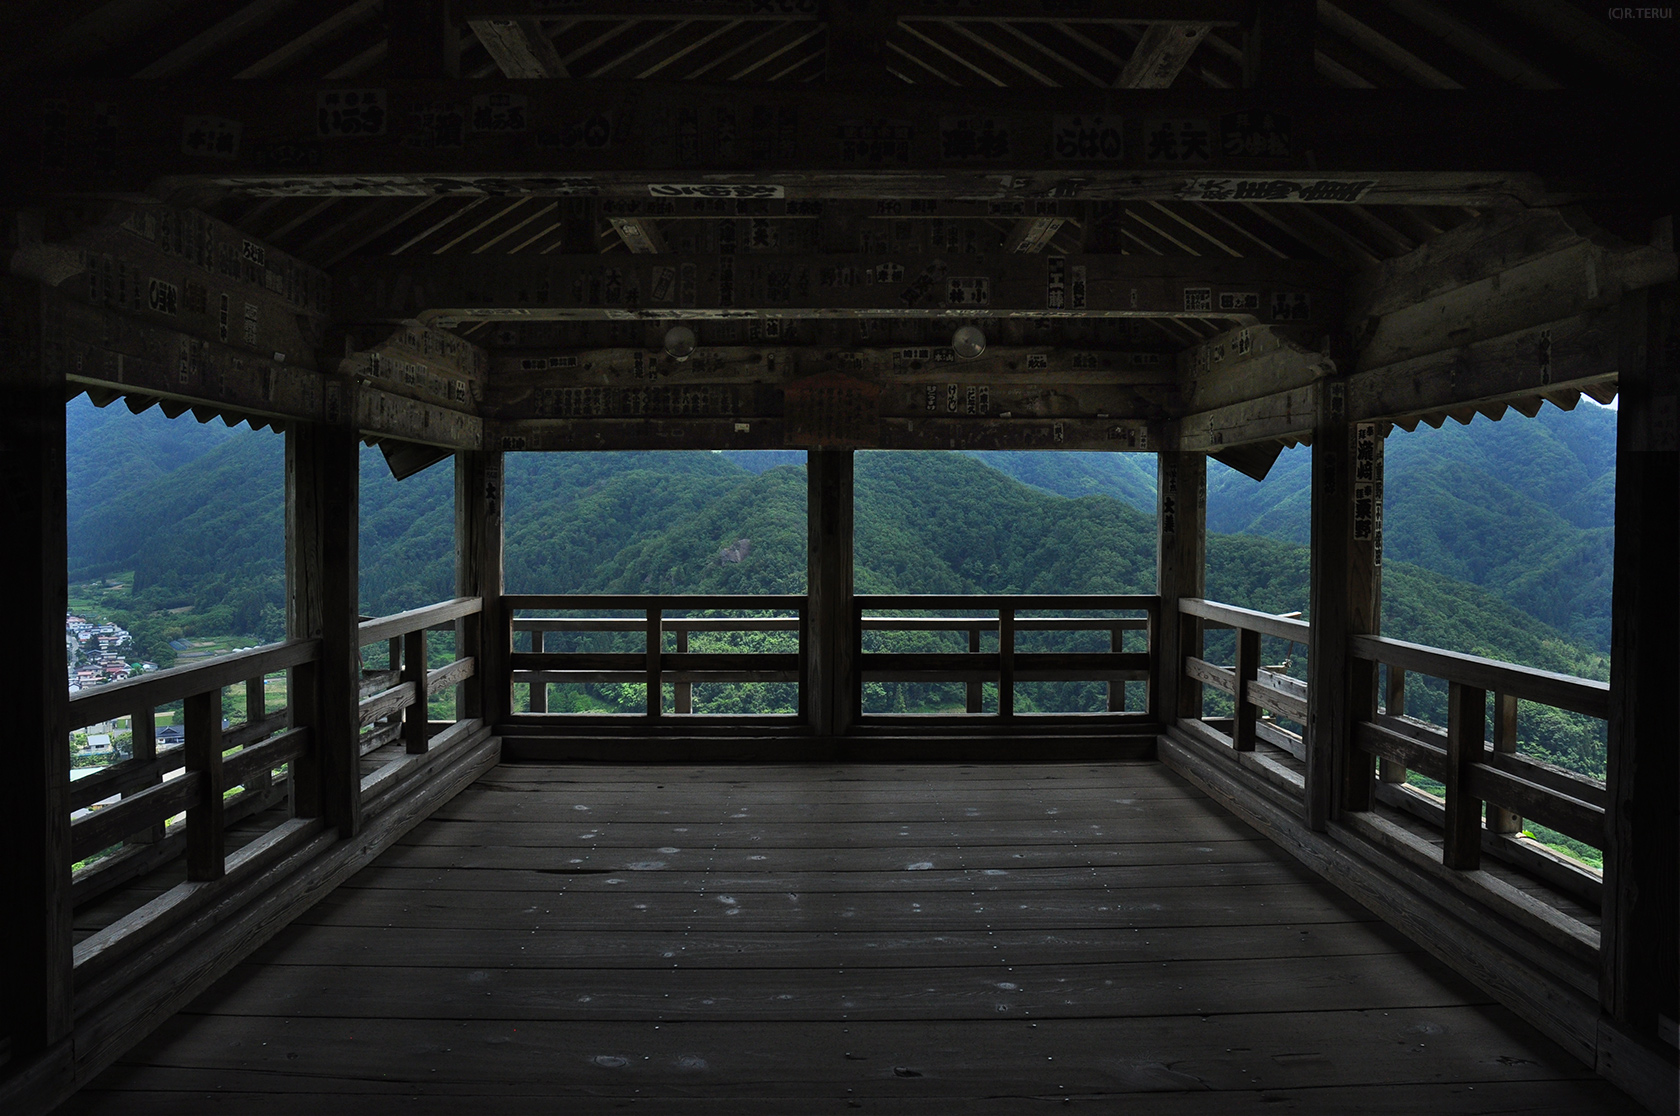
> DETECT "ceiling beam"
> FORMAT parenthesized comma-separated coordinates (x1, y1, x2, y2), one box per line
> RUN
(330, 252, 1340, 324)
(458, 0, 1246, 21)
(21, 81, 1652, 209)
(468, 19, 570, 78)
(1117, 23, 1211, 88)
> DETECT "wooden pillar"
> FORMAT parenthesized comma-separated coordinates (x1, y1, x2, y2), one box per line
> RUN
(1601, 283, 1679, 1040)
(1307, 377, 1380, 831)
(457, 450, 506, 728)
(0, 278, 73, 1054)
(1156, 451, 1206, 723)
(285, 414, 360, 838)
(824, 0, 899, 86)
(807, 449, 855, 737)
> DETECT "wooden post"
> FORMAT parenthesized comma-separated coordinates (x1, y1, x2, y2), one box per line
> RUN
(0, 277, 73, 1054)
(1108, 625, 1128, 713)
(646, 608, 663, 717)
(1233, 627, 1260, 751)
(1487, 693, 1521, 834)
(1343, 418, 1383, 813)
(131, 705, 166, 842)
(966, 625, 983, 713)
(1442, 682, 1486, 871)
(674, 629, 692, 715)
(807, 449, 856, 737)
(997, 607, 1016, 719)
(183, 689, 225, 881)
(388, 0, 459, 79)
(285, 417, 361, 837)
(525, 626, 547, 713)
(1307, 377, 1380, 829)
(1379, 667, 1407, 783)
(402, 629, 429, 754)
(1601, 282, 1679, 1039)
(456, 450, 506, 727)
(1156, 451, 1207, 724)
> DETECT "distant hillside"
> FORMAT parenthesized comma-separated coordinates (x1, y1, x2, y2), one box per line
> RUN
(962, 404, 1616, 652)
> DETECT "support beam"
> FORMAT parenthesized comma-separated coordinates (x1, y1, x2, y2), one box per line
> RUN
(1178, 323, 1336, 412)
(1003, 215, 1065, 254)
(1118, 23, 1210, 88)
(1305, 375, 1348, 831)
(1155, 451, 1206, 724)
(0, 277, 73, 1057)
(464, 1, 1248, 18)
(285, 417, 361, 837)
(807, 448, 855, 737)
(334, 253, 1338, 322)
(389, 0, 460, 79)
(456, 450, 506, 727)
(20, 82, 1644, 207)
(1600, 283, 1679, 1045)
(469, 19, 568, 78)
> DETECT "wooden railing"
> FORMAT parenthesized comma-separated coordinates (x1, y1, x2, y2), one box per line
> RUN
(857, 595, 1158, 717)
(1166, 597, 1609, 962)
(1175, 598, 1312, 801)
(1349, 634, 1609, 918)
(355, 597, 485, 802)
(66, 638, 319, 907)
(505, 594, 806, 717)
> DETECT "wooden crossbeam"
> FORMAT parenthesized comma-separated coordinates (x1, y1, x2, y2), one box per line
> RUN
(46, 294, 482, 449)
(332, 252, 1338, 322)
(11, 201, 330, 370)
(459, 0, 1247, 20)
(16, 82, 1646, 207)
(468, 19, 570, 78)
(1117, 23, 1211, 88)
(1351, 209, 1677, 370)
(1177, 323, 1335, 412)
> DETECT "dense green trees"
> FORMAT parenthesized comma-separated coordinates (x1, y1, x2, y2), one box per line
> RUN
(67, 397, 1613, 791)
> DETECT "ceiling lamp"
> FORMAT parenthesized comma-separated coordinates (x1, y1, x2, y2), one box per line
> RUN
(663, 325, 697, 362)
(951, 324, 987, 360)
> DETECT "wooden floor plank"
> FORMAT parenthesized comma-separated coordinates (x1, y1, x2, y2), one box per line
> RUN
(186, 953, 1488, 1023)
(335, 859, 1314, 895)
(69, 1012, 1635, 1111)
(62, 761, 1640, 1115)
(294, 881, 1373, 932)
(377, 837, 1277, 872)
(243, 921, 1421, 971)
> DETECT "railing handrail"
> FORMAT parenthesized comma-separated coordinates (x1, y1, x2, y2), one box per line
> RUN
(1350, 633, 1609, 719)
(506, 593, 806, 612)
(862, 617, 1150, 632)
(859, 593, 1159, 612)
(69, 638, 321, 731)
(516, 617, 802, 632)
(358, 596, 482, 645)
(1179, 598, 1311, 641)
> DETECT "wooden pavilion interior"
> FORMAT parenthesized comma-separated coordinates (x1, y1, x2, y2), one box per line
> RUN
(2, 1, 1676, 1112)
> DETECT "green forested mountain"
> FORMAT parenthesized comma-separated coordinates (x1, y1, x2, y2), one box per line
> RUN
(67, 397, 1607, 768)
(962, 405, 1617, 652)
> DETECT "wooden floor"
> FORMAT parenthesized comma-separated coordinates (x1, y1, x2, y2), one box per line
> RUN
(61, 761, 1640, 1114)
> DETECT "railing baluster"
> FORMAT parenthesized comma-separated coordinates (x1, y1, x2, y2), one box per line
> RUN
(403, 629, 429, 754)
(967, 624, 983, 713)
(525, 625, 546, 713)
(1379, 665, 1407, 783)
(997, 607, 1015, 718)
(184, 689, 225, 882)
(243, 675, 272, 797)
(1443, 681, 1486, 870)
(132, 705, 165, 844)
(1233, 626, 1259, 752)
(674, 628, 692, 714)
(646, 608, 663, 718)
(1488, 692, 1522, 835)
(1107, 623, 1126, 712)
